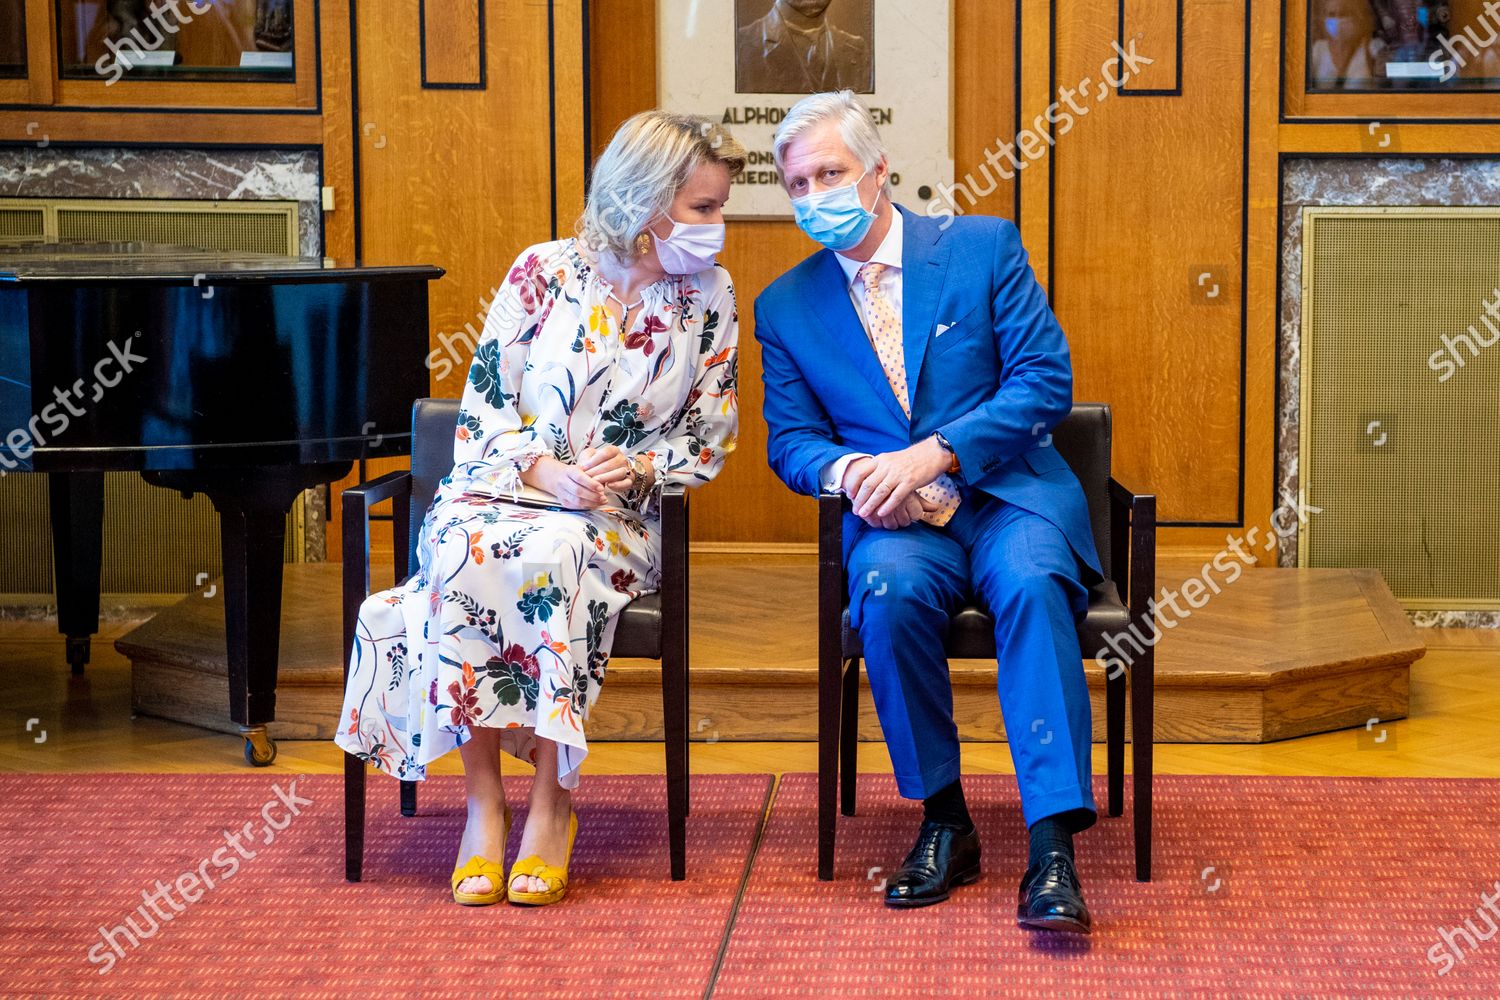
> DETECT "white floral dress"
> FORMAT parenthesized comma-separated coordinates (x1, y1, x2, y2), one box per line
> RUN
(335, 239, 738, 787)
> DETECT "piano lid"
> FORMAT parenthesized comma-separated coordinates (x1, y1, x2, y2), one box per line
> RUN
(0, 242, 444, 285)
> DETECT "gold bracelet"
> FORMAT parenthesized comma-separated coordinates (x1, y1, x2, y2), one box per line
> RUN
(627, 455, 649, 503)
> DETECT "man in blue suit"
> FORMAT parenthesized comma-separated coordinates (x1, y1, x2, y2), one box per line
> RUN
(756, 92, 1099, 933)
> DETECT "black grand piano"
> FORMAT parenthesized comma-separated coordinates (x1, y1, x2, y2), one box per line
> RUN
(0, 244, 441, 764)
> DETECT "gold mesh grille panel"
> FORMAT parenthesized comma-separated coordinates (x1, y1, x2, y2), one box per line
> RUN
(0, 475, 303, 594)
(55, 203, 296, 255)
(0, 197, 306, 598)
(1300, 207, 1500, 609)
(0, 206, 45, 244)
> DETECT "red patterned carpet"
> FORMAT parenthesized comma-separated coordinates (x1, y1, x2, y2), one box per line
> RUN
(3, 771, 1498, 998)
(711, 774, 1500, 999)
(0, 773, 769, 999)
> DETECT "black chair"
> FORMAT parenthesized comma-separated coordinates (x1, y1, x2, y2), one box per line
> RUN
(341, 397, 692, 882)
(817, 403, 1156, 882)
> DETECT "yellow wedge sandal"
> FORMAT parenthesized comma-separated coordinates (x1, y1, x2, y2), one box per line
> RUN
(451, 802, 512, 906)
(507, 810, 579, 906)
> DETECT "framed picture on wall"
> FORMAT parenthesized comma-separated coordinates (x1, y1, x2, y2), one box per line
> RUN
(1306, 0, 1500, 92)
(1286, 0, 1500, 119)
(733, 0, 875, 94)
(658, 0, 952, 219)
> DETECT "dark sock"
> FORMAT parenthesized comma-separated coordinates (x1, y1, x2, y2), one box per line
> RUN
(1028, 815, 1074, 867)
(922, 779, 973, 829)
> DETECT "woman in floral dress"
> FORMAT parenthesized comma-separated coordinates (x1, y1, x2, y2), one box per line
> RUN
(336, 111, 745, 904)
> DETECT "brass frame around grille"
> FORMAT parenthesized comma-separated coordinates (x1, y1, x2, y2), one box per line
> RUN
(1299, 205, 1500, 610)
(0, 197, 298, 254)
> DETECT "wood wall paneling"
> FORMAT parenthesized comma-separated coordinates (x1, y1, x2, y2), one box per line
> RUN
(7, 0, 1500, 561)
(1051, 0, 1249, 526)
(318, 0, 356, 263)
(420, 0, 485, 88)
(7, 0, 53, 105)
(325, 0, 559, 562)
(0, 109, 324, 143)
(552, 0, 588, 234)
(1018, 0, 1054, 287)
(589, 0, 808, 545)
(1242, 0, 1283, 560)
(1119, 0, 1182, 94)
(953, 0, 1020, 223)
(588, 0, 1019, 545)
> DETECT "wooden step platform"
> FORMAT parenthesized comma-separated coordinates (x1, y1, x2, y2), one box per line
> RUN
(119, 556, 1425, 745)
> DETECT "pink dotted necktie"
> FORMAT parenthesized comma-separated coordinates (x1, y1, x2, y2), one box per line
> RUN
(858, 262, 961, 526)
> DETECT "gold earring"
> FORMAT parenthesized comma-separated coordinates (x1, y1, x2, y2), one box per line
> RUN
(635, 232, 652, 255)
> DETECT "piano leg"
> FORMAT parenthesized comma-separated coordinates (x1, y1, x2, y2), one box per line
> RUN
(47, 472, 104, 676)
(218, 505, 286, 767)
(146, 463, 349, 767)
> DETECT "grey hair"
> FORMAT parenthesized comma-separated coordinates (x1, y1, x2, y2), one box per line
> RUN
(578, 110, 746, 265)
(772, 90, 893, 197)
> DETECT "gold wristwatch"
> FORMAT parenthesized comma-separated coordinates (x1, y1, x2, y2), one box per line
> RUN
(626, 455, 650, 503)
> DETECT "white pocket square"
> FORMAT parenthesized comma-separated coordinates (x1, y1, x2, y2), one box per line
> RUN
(935, 322, 954, 337)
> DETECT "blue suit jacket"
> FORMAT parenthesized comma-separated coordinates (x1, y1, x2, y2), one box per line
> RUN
(754, 206, 1102, 578)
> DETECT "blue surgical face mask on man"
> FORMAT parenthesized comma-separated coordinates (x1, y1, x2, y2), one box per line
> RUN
(790, 169, 881, 252)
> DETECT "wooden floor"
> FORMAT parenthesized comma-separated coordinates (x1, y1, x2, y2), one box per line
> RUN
(2, 603, 1497, 780)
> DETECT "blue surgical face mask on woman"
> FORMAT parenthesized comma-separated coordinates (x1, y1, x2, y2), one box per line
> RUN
(791, 170, 881, 252)
(650, 218, 726, 275)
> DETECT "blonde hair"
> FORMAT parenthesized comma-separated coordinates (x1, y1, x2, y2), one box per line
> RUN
(578, 111, 746, 265)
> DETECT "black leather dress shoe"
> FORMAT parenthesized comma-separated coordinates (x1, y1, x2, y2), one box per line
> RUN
(1016, 851, 1092, 934)
(883, 820, 982, 908)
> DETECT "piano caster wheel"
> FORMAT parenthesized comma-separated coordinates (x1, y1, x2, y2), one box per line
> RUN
(241, 728, 278, 767)
(65, 637, 91, 676)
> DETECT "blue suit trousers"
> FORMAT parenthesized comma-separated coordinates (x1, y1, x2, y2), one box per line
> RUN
(846, 487, 1097, 829)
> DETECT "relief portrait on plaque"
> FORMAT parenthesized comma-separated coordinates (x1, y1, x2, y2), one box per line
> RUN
(735, 0, 875, 94)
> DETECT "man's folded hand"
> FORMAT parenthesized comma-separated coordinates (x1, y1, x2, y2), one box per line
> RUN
(842, 453, 942, 529)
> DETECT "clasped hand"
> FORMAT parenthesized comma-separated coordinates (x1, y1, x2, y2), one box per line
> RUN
(523, 445, 638, 509)
(842, 436, 951, 530)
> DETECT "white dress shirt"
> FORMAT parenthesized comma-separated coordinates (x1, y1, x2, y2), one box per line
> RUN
(820, 207, 903, 493)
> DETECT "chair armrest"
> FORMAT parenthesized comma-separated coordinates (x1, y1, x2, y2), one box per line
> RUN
(659, 482, 690, 667)
(660, 482, 689, 585)
(341, 470, 413, 673)
(344, 469, 412, 505)
(1106, 478, 1157, 651)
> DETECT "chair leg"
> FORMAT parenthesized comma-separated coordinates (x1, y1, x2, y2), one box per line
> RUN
(399, 780, 417, 817)
(818, 640, 841, 881)
(1106, 662, 1125, 817)
(682, 652, 691, 819)
(839, 657, 859, 817)
(681, 496, 692, 819)
(662, 643, 689, 882)
(1131, 650, 1154, 882)
(343, 751, 366, 882)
